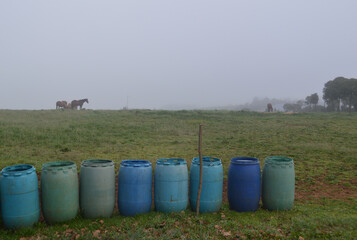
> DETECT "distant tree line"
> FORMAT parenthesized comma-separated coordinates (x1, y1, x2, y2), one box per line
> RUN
(283, 77, 357, 112)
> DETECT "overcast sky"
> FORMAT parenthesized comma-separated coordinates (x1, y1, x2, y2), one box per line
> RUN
(1, 1, 356, 110)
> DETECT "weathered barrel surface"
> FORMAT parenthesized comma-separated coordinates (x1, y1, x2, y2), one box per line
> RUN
(155, 158, 188, 213)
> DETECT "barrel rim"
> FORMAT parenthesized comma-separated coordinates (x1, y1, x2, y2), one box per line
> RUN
(121, 160, 152, 167)
(42, 161, 76, 171)
(156, 158, 187, 166)
(192, 156, 222, 166)
(264, 156, 294, 165)
(230, 157, 259, 165)
(82, 159, 114, 167)
(1, 164, 35, 176)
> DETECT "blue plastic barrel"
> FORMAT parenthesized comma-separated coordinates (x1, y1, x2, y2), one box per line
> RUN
(155, 158, 188, 213)
(118, 160, 152, 216)
(227, 157, 261, 212)
(0, 164, 40, 229)
(189, 157, 223, 213)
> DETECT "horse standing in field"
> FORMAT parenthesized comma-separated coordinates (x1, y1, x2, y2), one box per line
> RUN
(65, 103, 72, 109)
(267, 103, 273, 112)
(71, 99, 89, 110)
(56, 101, 67, 109)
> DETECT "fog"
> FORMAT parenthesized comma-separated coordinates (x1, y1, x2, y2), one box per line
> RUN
(1, 1, 356, 110)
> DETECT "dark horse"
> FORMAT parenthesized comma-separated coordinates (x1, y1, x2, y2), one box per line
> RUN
(267, 103, 273, 112)
(71, 99, 89, 110)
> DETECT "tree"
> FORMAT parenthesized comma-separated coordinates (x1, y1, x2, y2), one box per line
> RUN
(311, 93, 319, 111)
(323, 77, 343, 111)
(310, 93, 319, 106)
(341, 78, 357, 112)
(323, 77, 357, 112)
(305, 95, 312, 107)
(305, 93, 319, 111)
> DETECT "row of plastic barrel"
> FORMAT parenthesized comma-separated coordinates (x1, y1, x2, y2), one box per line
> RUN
(0, 156, 294, 229)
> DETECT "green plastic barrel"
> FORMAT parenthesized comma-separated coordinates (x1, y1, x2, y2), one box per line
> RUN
(41, 161, 79, 223)
(80, 159, 115, 218)
(262, 156, 295, 210)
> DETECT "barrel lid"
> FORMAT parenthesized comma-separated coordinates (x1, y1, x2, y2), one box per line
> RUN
(1, 164, 35, 177)
(121, 160, 151, 167)
(42, 161, 77, 171)
(192, 157, 222, 166)
(230, 157, 259, 165)
(81, 159, 114, 167)
(264, 156, 293, 165)
(156, 158, 187, 166)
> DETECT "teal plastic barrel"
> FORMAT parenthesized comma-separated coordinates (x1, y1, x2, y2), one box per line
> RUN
(1, 164, 40, 229)
(155, 158, 188, 213)
(189, 157, 223, 213)
(262, 156, 295, 210)
(41, 161, 79, 223)
(80, 159, 115, 218)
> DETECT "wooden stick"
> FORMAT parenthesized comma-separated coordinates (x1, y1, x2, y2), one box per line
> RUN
(196, 124, 203, 216)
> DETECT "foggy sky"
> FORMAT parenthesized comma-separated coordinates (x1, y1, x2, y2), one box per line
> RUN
(1, 1, 356, 110)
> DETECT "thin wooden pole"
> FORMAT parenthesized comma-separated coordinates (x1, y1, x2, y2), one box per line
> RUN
(196, 124, 203, 216)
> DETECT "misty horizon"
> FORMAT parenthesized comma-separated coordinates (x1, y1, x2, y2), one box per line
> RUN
(1, 1, 356, 110)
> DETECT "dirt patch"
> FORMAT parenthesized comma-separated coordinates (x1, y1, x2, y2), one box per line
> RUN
(295, 176, 357, 202)
(223, 179, 228, 202)
(221, 177, 356, 204)
(221, 178, 355, 203)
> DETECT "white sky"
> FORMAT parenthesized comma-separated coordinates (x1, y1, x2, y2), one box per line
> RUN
(1, 0, 356, 109)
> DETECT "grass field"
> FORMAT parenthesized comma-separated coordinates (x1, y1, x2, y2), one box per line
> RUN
(0, 110, 356, 239)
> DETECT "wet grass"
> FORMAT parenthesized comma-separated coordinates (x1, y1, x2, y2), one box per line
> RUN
(0, 110, 356, 239)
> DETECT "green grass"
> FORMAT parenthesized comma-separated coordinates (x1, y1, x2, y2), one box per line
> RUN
(1, 201, 357, 239)
(0, 110, 356, 239)
(0, 202, 356, 239)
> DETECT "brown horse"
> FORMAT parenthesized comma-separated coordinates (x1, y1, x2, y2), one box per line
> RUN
(71, 99, 89, 110)
(267, 103, 273, 112)
(56, 101, 67, 109)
